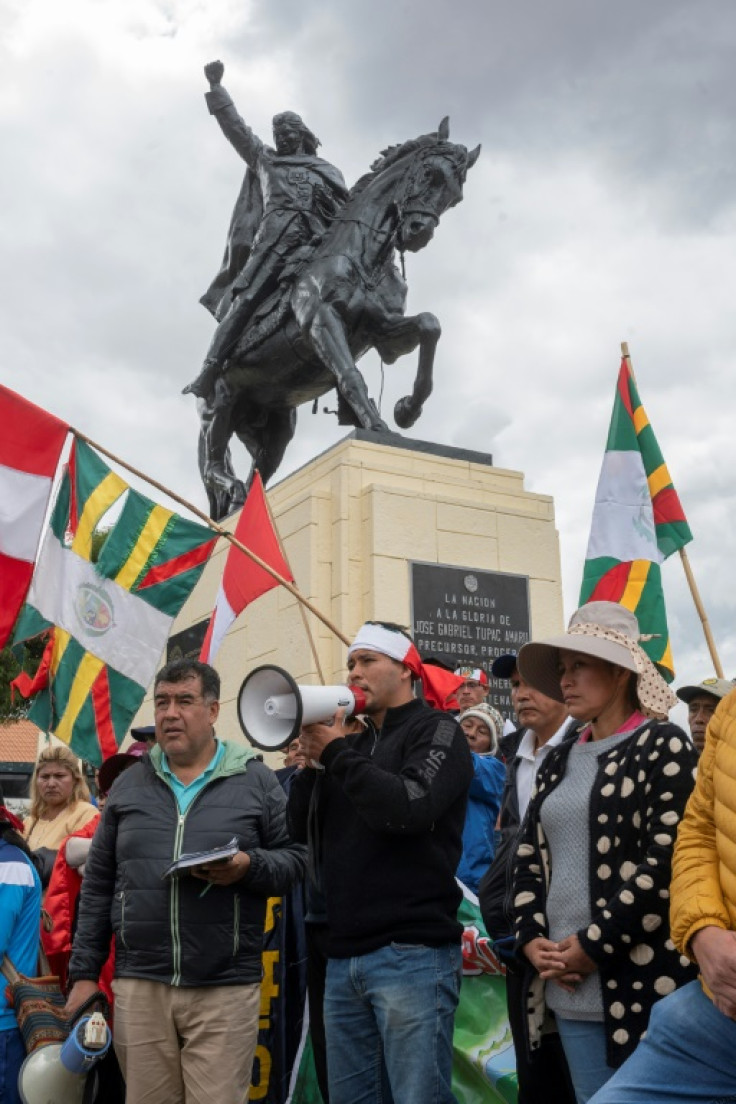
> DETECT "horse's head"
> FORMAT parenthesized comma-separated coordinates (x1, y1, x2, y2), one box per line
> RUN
(372, 119, 480, 253)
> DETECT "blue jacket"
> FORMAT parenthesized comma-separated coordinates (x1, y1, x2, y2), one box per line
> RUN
(457, 752, 505, 892)
(0, 838, 42, 1031)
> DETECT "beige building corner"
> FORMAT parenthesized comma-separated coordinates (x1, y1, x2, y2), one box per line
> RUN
(135, 431, 564, 750)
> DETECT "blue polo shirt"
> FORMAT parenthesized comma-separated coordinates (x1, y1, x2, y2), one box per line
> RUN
(161, 739, 225, 813)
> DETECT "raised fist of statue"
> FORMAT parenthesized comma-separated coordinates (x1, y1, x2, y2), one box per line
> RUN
(204, 60, 225, 87)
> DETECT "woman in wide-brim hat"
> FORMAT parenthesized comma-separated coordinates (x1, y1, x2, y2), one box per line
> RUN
(511, 601, 698, 1104)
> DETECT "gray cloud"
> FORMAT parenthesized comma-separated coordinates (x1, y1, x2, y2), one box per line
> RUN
(2, 0, 735, 684)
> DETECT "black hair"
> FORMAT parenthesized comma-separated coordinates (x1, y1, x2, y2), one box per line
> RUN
(364, 620, 414, 643)
(154, 659, 220, 701)
(0, 820, 35, 863)
(626, 671, 640, 712)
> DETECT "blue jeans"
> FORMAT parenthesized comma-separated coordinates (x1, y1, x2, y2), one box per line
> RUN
(324, 943, 462, 1104)
(556, 1018, 613, 1104)
(0, 1026, 25, 1104)
(589, 981, 736, 1103)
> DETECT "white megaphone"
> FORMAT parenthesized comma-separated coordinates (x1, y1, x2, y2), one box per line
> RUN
(18, 1044, 89, 1104)
(237, 665, 367, 751)
(18, 1006, 110, 1103)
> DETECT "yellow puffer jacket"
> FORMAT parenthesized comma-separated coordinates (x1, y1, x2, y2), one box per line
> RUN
(671, 688, 736, 967)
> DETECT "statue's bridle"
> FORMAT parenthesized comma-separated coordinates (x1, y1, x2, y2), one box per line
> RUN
(394, 144, 466, 227)
(329, 142, 467, 277)
(392, 145, 466, 271)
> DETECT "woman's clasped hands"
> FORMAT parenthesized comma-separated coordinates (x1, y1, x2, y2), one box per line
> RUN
(523, 934, 597, 993)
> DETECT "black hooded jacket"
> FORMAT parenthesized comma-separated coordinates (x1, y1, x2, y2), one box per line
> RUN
(288, 698, 473, 957)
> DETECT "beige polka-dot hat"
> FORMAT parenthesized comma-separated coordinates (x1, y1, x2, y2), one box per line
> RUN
(517, 601, 677, 720)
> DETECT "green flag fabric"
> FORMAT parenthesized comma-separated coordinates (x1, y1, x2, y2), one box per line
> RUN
(580, 357, 692, 680)
(13, 438, 216, 764)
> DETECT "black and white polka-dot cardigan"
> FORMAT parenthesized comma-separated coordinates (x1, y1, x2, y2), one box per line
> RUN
(513, 719, 699, 1068)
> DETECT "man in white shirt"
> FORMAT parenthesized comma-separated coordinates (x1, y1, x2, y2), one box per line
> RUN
(480, 653, 577, 1104)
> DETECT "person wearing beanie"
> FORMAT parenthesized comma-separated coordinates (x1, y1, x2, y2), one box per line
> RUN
(456, 704, 506, 893)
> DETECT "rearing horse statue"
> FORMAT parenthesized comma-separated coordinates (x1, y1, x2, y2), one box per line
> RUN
(194, 119, 480, 520)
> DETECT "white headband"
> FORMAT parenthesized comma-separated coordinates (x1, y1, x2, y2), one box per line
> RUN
(347, 624, 421, 674)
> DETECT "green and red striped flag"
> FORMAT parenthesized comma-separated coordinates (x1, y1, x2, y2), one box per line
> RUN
(12, 438, 217, 764)
(579, 356, 692, 680)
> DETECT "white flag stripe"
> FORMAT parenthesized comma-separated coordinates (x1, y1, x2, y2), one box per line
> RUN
(206, 583, 236, 663)
(29, 531, 172, 687)
(0, 463, 53, 562)
(585, 450, 662, 564)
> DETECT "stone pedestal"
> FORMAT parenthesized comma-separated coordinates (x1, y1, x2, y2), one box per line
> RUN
(146, 431, 564, 749)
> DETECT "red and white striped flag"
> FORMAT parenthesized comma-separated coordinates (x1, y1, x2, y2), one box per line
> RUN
(0, 386, 68, 648)
(200, 472, 293, 665)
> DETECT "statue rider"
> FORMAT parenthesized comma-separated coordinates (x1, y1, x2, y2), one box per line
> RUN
(183, 60, 349, 400)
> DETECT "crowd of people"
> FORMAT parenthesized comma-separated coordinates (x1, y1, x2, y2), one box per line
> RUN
(1, 604, 735, 1104)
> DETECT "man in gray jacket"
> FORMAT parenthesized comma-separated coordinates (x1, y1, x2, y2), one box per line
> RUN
(66, 659, 306, 1104)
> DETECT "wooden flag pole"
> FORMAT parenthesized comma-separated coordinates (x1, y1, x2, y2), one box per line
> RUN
(261, 485, 327, 685)
(620, 342, 724, 677)
(71, 430, 351, 648)
(678, 546, 724, 678)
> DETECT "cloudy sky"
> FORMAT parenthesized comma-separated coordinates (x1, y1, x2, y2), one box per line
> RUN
(3, 0, 736, 700)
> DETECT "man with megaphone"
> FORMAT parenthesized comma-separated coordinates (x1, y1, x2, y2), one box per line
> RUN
(289, 621, 474, 1104)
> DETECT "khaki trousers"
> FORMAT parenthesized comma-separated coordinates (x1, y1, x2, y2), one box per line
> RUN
(112, 978, 260, 1104)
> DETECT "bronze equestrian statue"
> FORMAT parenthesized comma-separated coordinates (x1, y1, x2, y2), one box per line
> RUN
(186, 61, 480, 521)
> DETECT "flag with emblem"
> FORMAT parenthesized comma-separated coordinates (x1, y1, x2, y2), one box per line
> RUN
(12, 438, 217, 764)
(579, 356, 692, 680)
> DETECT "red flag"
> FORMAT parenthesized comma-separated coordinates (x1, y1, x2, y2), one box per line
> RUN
(420, 666, 467, 712)
(200, 472, 294, 664)
(0, 387, 68, 648)
(10, 631, 54, 701)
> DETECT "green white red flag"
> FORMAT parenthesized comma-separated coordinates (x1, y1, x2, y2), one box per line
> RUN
(579, 357, 692, 680)
(12, 438, 216, 764)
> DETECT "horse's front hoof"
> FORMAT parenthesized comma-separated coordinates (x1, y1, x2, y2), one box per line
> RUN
(393, 396, 421, 429)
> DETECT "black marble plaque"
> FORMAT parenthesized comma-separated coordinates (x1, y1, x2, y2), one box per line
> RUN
(411, 562, 530, 717)
(167, 619, 209, 663)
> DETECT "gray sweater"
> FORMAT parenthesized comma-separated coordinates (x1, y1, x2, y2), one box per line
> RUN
(542, 730, 632, 1021)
